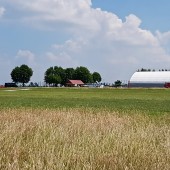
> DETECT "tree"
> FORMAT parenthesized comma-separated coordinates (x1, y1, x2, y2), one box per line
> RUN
(11, 64, 33, 86)
(114, 80, 122, 87)
(141, 68, 146, 72)
(44, 67, 54, 85)
(73, 66, 92, 83)
(44, 66, 102, 85)
(92, 72, 102, 83)
(10, 66, 20, 83)
(44, 67, 62, 86)
(65, 68, 75, 80)
(44, 66, 65, 86)
(54, 66, 66, 85)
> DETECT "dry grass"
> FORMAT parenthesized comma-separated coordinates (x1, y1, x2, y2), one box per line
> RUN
(0, 108, 169, 170)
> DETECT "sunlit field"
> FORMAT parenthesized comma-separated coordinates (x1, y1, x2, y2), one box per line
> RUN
(0, 88, 170, 169)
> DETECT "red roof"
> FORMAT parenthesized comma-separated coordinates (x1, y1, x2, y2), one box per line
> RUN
(67, 80, 84, 85)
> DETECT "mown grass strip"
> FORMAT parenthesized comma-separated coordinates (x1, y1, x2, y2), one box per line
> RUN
(0, 88, 170, 115)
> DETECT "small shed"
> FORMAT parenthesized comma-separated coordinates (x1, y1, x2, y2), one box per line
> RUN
(66, 80, 84, 87)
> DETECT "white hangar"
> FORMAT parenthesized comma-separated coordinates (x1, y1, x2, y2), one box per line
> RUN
(129, 71, 170, 88)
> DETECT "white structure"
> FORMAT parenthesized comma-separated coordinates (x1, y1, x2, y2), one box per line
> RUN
(129, 71, 170, 87)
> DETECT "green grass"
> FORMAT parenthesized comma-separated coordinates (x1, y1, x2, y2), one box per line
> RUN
(0, 87, 170, 115)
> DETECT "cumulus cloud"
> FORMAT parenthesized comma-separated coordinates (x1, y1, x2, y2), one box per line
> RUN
(46, 52, 77, 66)
(0, 6, 5, 18)
(16, 50, 35, 65)
(52, 39, 87, 53)
(4, 0, 91, 20)
(156, 31, 170, 44)
(46, 39, 85, 67)
(1, 0, 170, 82)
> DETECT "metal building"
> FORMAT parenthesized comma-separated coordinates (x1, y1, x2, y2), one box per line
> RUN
(129, 71, 170, 88)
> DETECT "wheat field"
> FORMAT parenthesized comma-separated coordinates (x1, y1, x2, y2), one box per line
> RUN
(0, 108, 169, 170)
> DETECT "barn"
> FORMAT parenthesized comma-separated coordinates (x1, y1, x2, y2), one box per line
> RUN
(129, 71, 170, 88)
(66, 80, 84, 87)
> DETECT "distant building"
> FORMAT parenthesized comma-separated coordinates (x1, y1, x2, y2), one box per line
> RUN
(129, 71, 170, 88)
(66, 80, 84, 87)
(5, 83, 18, 87)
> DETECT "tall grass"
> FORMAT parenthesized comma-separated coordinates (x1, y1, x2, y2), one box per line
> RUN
(0, 108, 169, 170)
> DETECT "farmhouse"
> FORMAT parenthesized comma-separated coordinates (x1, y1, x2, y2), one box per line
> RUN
(129, 71, 170, 88)
(66, 80, 84, 87)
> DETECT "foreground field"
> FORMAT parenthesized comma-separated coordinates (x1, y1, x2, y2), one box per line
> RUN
(0, 108, 169, 170)
(0, 88, 170, 169)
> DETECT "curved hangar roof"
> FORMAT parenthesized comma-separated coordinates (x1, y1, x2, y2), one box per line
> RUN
(130, 71, 170, 83)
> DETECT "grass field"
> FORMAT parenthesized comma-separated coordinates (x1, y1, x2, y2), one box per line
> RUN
(1, 87, 170, 114)
(0, 87, 170, 169)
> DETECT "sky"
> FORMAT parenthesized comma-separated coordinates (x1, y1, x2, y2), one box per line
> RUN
(0, 0, 170, 84)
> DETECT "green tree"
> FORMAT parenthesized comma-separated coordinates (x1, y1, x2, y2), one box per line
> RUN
(44, 67, 54, 85)
(44, 66, 102, 85)
(141, 68, 147, 72)
(92, 72, 102, 82)
(73, 66, 92, 83)
(65, 68, 75, 80)
(114, 80, 122, 88)
(54, 66, 65, 85)
(44, 66, 63, 86)
(11, 64, 33, 86)
(53, 75, 62, 86)
(10, 66, 20, 83)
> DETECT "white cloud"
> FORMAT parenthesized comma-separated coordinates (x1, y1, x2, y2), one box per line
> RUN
(16, 50, 35, 64)
(125, 14, 141, 28)
(48, 38, 89, 68)
(52, 39, 87, 53)
(4, 0, 92, 21)
(156, 31, 170, 44)
(46, 52, 70, 62)
(0, 6, 5, 18)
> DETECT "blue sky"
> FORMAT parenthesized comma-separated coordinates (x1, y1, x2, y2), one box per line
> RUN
(92, 0, 170, 32)
(0, 0, 170, 84)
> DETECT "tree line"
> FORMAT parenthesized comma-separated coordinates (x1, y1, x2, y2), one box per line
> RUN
(10, 64, 102, 86)
(137, 68, 170, 72)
